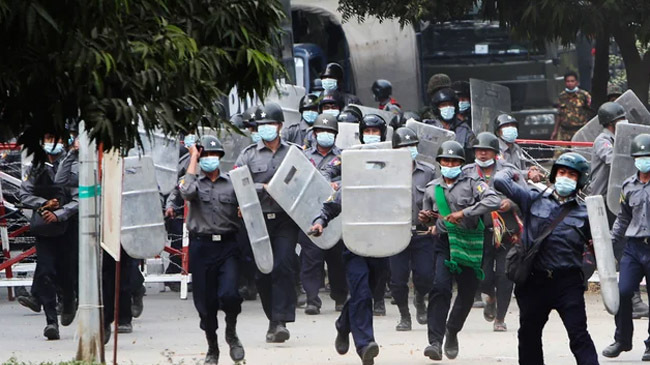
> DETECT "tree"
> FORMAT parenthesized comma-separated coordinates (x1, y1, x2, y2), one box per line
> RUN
(0, 0, 286, 160)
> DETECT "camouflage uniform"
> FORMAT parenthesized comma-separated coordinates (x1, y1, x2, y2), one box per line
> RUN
(556, 89, 593, 142)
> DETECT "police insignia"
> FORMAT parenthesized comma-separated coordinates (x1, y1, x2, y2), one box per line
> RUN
(477, 182, 487, 193)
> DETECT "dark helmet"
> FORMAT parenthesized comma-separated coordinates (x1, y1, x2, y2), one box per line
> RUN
(319, 90, 344, 111)
(388, 113, 402, 130)
(597, 102, 626, 127)
(299, 93, 320, 112)
(312, 114, 339, 133)
(337, 105, 363, 123)
(243, 105, 259, 128)
(472, 132, 500, 152)
(427, 73, 452, 99)
(550, 152, 590, 189)
(199, 135, 225, 156)
(255, 103, 284, 124)
(401, 111, 421, 124)
(371, 79, 392, 101)
(392, 127, 419, 149)
(436, 140, 466, 162)
(631, 134, 650, 157)
(311, 78, 324, 93)
(321, 63, 344, 82)
(229, 113, 246, 129)
(451, 81, 470, 97)
(431, 87, 458, 109)
(359, 114, 387, 143)
(493, 113, 519, 132)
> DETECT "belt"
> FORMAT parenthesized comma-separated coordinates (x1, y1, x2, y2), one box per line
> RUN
(412, 224, 430, 236)
(630, 237, 650, 245)
(263, 212, 287, 220)
(531, 267, 581, 280)
(190, 232, 237, 242)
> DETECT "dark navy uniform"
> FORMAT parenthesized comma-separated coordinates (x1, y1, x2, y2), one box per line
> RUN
(494, 169, 598, 365)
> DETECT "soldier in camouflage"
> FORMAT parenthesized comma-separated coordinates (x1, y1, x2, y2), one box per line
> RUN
(551, 71, 594, 142)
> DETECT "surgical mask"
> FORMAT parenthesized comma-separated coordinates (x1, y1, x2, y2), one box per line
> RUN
(302, 110, 318, 124)
(458, 101, 471, 112)
(258, 124, 278, 142)
(501, 126, 518, 143)
(322, 109, 340, 117)
(554, 176, 577, 197)
(68, 136, 75, 146)
(476, 159, 495, 168)
(440, 166, 462, 179)
(635, 157, 650, 173)
(321, 78, 338, 91)
(184, 134, 197, 148)
(43, 142, 64, 155)
(199, 156, 220, 172)
(565, 87, 579, 93)
(316, 132, 336, 148)
(407, 146, 418, 160)
(363, 134, 381, 144)
(439, 106, 456, 121)
(251, 132, 261, 143)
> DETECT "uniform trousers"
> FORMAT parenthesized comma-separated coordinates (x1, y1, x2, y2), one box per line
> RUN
(389, 234, 434, 309)
(480, 232, 513, 321)
(299, 234, 348, 307)
(615, 238, 650, 347)
(103, 248, 137, 327)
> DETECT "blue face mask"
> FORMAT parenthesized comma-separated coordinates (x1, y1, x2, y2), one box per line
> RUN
(321, 78, 338, 91)
(316, 132, 336, 148)
(363, 134, 381, 144)
(439, 106, 456, 121)
(302, 111, 318, 124)
(68, 136, 75, 146)
(476, 159, 494, 168)
(199, 156, 220, 172)
(458, 101, 471, 112)
(43, 142, 64, 155)
(554, 176, 577, 197)
(407, 146, 418, 160)
(322, 109, 340, 117)
(501, 126, 518, 143)
(440, 165, 462, 179)
(184, 134, 197, 148)
(251, 131, 261, 143)
(258, 124, 278, 142)
(635, 157, 650, 173)
(565, 87, 579, 93)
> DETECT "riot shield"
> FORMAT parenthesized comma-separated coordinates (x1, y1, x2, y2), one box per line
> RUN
(230, 166, 274, 274)
(349, 104, 396, 127)
(128, 128, 179, 195)
(586, 195, 619, 315)
(405, 119, 456, 164)
(348, 141, 393, 150)
(264, 83, 306, 126)
(335, 122, 393, 150)
(607, 123, 650, 214)
(121, 156, 167, 259)
(341, 149, 412, 257)
(469, 79, 512, 134)
(266, 148, 342, 249)
(573, 90, 650, 143)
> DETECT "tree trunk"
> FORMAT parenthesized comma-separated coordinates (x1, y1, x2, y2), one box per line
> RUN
(591, 29, 610, 109)
(613, 28, 650, 105)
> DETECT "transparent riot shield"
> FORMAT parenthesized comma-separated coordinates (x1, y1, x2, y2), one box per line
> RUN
(266, 148, 342, 249)
(607, 123, 650, 214)
(341, 149, 412, 257)
(264, 83, 306, 126)
(586, 195, 619, 315)
(128, 128, 179, 195)
(348, 141, 393, 150)
(349, 104, 396, 126)
(120, 156, 167, 259)
(405, 119, 456, 164)
(230, 166, 274, 274)
(573, 90, 650, 144)
(470, 79, 512, 134)
(335, 122, 393, 150)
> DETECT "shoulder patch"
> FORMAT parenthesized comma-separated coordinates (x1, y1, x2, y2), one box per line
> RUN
(477, 181, 489, 194)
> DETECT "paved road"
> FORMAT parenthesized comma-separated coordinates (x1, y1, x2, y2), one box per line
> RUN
(1, 286, 649, 365)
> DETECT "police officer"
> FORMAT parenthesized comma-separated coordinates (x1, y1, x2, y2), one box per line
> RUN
(418, 140, 501, 361)
(320, 62, 362, 106)
(451, 81, 471, 126)
(337, 105, 363, 124)
(311, 78, 324, 97)
(424, 87, 476, 162)
(309, 190, 383, 365)
(20, 133, 79, 340)
(282, 93, 319, 147)
(464, 132, 523, 332)
(389, 127, 437, 331)
(234, 102, 301, 343)
(300, 114, 348, 315)
(494, 152, 599, 365)
(371, 79, 401, 115)
(320, 90, 345, 119)
(602, 133, 650, 361)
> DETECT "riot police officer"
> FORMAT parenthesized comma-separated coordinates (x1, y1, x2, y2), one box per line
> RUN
(494, 152, 599, 365)
(282, 93, 319, 147)
(389, 127, 437, 331)
(590, 102, 626, 202)
(320, 90, 345, 119)
(602, 134, 650, 361)
(424, 88, 476, 162)
(371, 79, 401, 115)
(320, 62, 362, 106)
(178, 135, 244, 364)
(311, 78, 324, 97)
(337, 105, 363, 124)
(493, 114, 545, 183)
(234, 103, 301, 343)
(300, 114, 348, 315)
(418, 140, 501, 361)
(451, 81, 471, 126)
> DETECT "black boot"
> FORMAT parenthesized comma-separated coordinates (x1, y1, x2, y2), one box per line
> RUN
(444, 329, 459, 359)
(373, 300, 386, 316)
(43, 323, 60, 340)
(18, 294, 42, 313)
(396, 305, 412, 331)
(60, 299, 78, 327)
(334, 320, 349, 355)
(643, 343, 650, 361)
(602, 342, 632, 358)
(424, 342, 442, 361)
(205, 334, 219, 365)
(266, 321, 290, 343)
(633, 291, 649, 319)
(413, 293, 427, 325)
(225, 316, 245, 362)
(131, 285, 145, 319)
(360, 341, 380, 365)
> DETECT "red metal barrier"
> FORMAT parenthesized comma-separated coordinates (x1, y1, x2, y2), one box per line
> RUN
(0, 143, 21, 150)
